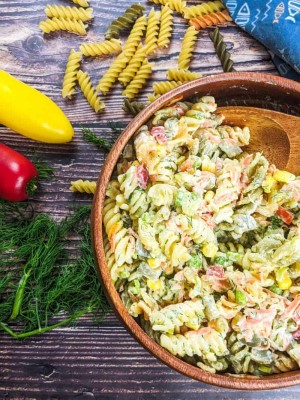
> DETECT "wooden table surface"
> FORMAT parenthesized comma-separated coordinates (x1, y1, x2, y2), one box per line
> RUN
(1, 1, 299, 399)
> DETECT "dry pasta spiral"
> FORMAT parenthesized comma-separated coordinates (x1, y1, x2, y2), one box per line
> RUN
(145, 8, 161, 55)
(178, 26, 198, 70)
(105, 4, 145, 39)
(149, 0, 186, 14)
(122, 60, 154, 99)
(77, 70, 105, 112)
(97, 53, 129, 95)
(183, 0, 225, 19)
(39, 17, 88, 35)
(209, 27, 235, 72)
(157, 5, 173, 49)
(80, 38, 122, 57)
(153, 80, 182, 95)
(167, 68, 201, 82)
(70, 179, 96, 194)
(122, 98, 145, 115)
(123, 15, 148, 58)
(119, 45, 147, 86)
(44, 5, 93, 21)
(71, 0, 89, 7)
(189, 10, 232, 31)
(62, 49, 82, 99)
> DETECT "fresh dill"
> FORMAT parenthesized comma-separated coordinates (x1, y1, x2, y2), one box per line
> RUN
(0, 202, 109, 339)
(82, 127, 112, 151)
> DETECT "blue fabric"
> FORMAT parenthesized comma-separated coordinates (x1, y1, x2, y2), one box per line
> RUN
(223, 0, 300, 81)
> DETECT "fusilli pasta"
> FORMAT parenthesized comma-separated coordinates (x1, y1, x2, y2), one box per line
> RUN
(209, 27, 235, 72)
(122, 15, 148, 58)
(122, 60, 154, 99)
(39, 17, 88, 35)
(145, 8, 161, 56)
(167, 67, 201, 82)
(105, 4, 145, 39)
(178, 26, 198, 70)
(189, 10, 232, 31)
(183, 0, 225, 19)
(77, 70, 105, 112)
(97, 53, 129, 95)
(157, 5, 173, 49)
(62, 49, 82, 99)
(70, 179, 96, 194)
(80, 38, 122, 57)
(148, 0, 186, 14)
(44, 5, 93, 21)
(153, 80, 183, 95)
(71, 0, 89, 7)
(119, 45, 147, 86)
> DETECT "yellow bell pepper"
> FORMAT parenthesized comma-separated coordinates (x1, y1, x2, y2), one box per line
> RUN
(0, 70, 74, 143)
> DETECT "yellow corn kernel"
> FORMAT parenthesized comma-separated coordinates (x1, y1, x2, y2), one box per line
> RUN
(202, 242, 218, 258)
(262, 176, 276, 193)
(202, 160, 216, 174)
(278, 277, 292, 290)
(147, 258, 160, 269)
(147, 279, 162, 291)
(204, 190, 215, 202)
(274, 170, 296, 183)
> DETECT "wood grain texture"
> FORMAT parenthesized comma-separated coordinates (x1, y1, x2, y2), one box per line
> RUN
(0, 0, 298, 398)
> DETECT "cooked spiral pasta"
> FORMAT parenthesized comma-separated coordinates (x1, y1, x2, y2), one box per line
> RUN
(70, 179, 96, 194)
(77, 70, 105, 112)
(150, 300, 204, 333)
(122, 98, 145, 115)
(123, 15, 148, 58)
(167, 68, 201, 82)
(80, 38, 122, 57)
(106, 96, 300, 376)
(183, 0, 225, 19)
(39, 17, 88, 35)
(153, 80, 183, 95)
(148, 0, 186, 14)
(178, 26, 198, 70)
(189, 10, 232, 31)
(209, 27, 235, 72)
(44, 5, 93, 21)
(157, 5, 173, 49)
(119, 45, 147, 86)
(62, 49, 82, 99)
(97, 53, 129, 95)
(122, 60, 154, 99)
(145, 8, 161, 56)
(103, 197, 136, 266)
(105, 4, 145, 39)
(71, 0, 89, 7)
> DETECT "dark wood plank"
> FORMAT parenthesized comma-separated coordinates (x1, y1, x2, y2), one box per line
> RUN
(0, 0, 294, 398)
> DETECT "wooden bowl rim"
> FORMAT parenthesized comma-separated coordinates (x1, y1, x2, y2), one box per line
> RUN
(92, 72, 300, 390)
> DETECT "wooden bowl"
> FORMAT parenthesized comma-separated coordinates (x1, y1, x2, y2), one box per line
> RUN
(92, 72, 300, 390)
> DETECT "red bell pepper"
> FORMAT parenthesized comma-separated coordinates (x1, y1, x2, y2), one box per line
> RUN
(0, 143, 38, 201)
(276, 206, 294, 225)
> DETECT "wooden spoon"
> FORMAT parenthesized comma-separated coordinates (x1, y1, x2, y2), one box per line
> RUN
(218, 106, 300, 174)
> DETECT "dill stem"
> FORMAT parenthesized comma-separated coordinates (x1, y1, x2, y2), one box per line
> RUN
(0, 308, 91, 339)
(9, 266, 32, 321)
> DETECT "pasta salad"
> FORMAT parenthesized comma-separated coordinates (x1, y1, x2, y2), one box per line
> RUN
(103, 96, 300, 376)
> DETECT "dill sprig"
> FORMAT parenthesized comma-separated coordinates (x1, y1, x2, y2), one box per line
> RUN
(0, 203, 109, 338)
(82, 127, 112, 151)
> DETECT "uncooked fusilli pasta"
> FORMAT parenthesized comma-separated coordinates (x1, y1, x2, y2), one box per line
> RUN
(122, 60, 154, 99)
(148, 0, 186, 14)
(70, 179, 97, 194)
(71, 0, 89, 7)
(105, 4, 145, 39)
(189, 10, 232, 31)
(145, 8, 161, 56)
(167, 68, 201, 82)
(178, 26, 198, 70)
(122, 98, 145, 115)
(183, 0, 225, 19)
(209, 27, 235, 72)
(119, 45, 147, 86)
(62, 49, 82, 99)
(97, 53, 129, 95)
(80, 38, 122, 57)
(153, 80, 183, 95)
(157, 5, 173, 49)
(39, 17, 88, 35)
(77, 70, 105, 112)
(44, 5, 93, 21)
(122, 15, 148, 58)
